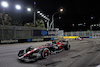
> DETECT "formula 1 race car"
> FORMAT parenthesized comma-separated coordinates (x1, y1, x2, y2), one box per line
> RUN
(18, 40, 70, 62)
(76, 37, 83, 41)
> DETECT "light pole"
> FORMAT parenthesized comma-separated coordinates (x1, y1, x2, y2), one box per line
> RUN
(90, 25, 93, 31)
(51, 12, 58, 30)
(50, 8, 64, 30)
(34, 2, 36, 27)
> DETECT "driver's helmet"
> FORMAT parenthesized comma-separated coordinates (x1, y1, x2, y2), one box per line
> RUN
(30, 46, 34, 49)
(26, 46, 34, 52)
(28, 46, 34, 50)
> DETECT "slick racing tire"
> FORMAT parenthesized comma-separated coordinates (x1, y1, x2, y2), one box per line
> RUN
(64, 45, 70, 50)
(41, 48, 50, 59)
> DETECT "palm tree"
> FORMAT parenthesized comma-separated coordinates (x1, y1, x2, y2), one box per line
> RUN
(0, 13, 12, 26)
(35, 19, 45, 28)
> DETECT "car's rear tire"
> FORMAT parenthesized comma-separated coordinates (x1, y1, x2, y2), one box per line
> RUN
(64, 45, 70, 50)
(41, 48, 50, 59)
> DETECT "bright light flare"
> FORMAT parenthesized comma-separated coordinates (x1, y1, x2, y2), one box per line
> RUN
(41, 14, 44, 17)
(15, 5, 21, 10)
(60, 8, 64, 12)
(37, 11, 40, 13)
(40, 13, 42, 15)
(1, 1, 9, 8)
(43, 16, 46, 18)
(27, 8, 31, 11)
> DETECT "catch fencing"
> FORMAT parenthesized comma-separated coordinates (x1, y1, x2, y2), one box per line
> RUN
(0, 26, 46, 40)
(1, 25, 100, 43)
(65, 31, 100, 38)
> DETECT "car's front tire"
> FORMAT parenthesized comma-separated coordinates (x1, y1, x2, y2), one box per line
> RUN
(41, 48, 50, 59)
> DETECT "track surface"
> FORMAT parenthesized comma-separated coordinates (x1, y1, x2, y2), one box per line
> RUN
(0, 39, 100, 67)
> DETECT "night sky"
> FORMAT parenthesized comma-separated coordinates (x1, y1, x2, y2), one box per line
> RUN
(0, 0, 100, 31)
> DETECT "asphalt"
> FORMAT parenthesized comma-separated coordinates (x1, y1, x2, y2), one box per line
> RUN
(0, 39, 100, 67)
